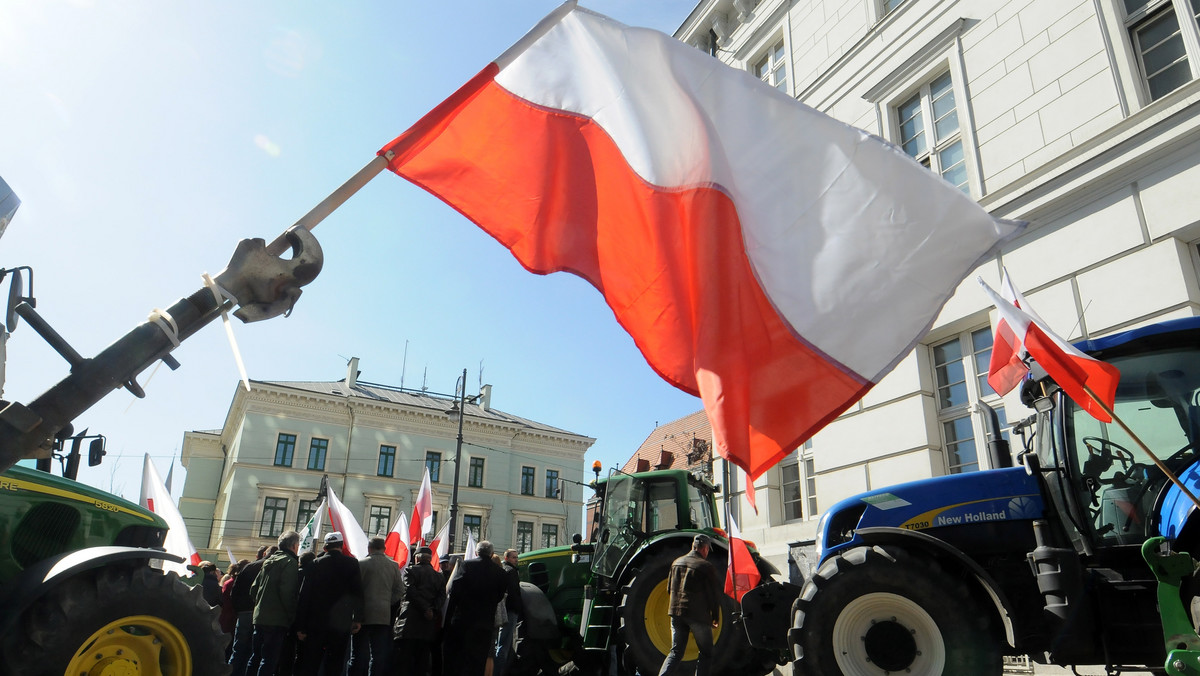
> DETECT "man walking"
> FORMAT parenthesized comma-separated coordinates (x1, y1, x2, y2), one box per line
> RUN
(295, 531, 364, 676)
(658, 534, 721, 676)
(351, 536, 405, 676)
(493, 548, 523, 676)
(229, 545, 276, 676)
(443, 540, 509, 675)
(395, 546, 445, 676)
(247, 532, 301, 676)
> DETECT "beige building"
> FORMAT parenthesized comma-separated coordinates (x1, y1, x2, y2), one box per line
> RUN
(179, 359, 594, 564)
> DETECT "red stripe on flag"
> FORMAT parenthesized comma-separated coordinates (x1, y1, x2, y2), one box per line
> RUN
(987, 320, 1026, 395)
(382, 75, 869, 480)
(1024, 323, 1119, 423)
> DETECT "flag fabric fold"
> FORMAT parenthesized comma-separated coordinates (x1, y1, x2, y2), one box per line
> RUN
(325, 486, 369, 558)
(430, 521, 451, 572)
(380, 3, 1021, 481)
(979, 278, 1119, 422)
(385, 511, 411, 568)
(723, 514, 760, 603)
(464, 529, 478, 560)
(141, 453, 200, 577)
(410, 468, 433, 544)
(299, 498, 328, 554)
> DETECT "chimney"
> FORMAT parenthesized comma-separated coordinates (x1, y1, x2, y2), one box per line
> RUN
(635, 458, 650, 473)
(345, 357, 360, 389)
(656, 450, 674, 470)
(479, 384, 492, 411)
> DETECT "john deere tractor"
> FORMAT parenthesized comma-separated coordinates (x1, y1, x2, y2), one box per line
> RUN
(0, 174, 322, 675)
(512, 468, 792, 676)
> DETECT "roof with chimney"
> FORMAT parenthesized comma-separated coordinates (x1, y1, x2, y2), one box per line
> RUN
(250, 359, 589, 440)
(621, 409, 712, 473)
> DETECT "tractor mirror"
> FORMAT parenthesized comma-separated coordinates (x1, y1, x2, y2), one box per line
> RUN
(88, 438, 106, 467)
(5, 269, 22, 333)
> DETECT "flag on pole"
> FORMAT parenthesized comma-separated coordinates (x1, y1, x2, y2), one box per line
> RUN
(141, 453, 200, 576)
(464, 528, 478, 560)
(430, 521, 451, 572)
(325, 486, 369, 558)
(979, 278, 1119, 422)
(379, 2, 1020, 481)
(299, 498, 327, 553)
(226, 545, 237, 567)
(723, 514, 760, 603)
(987, 269, 1040, 395)
(409, 467, 433, 544)
(164, 457, 175, 494)
(385, 511, 411, 568)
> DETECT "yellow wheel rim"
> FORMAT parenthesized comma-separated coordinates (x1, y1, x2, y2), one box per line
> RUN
(644, 577, 723, 660)
(65, 614, 192, 676)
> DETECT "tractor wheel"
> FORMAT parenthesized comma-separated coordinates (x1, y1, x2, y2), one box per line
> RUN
(6, 564, 228, 676)
(509, 618, 561, 676)
(790, 544, 1001, 676)
(617, 548, 763, 676)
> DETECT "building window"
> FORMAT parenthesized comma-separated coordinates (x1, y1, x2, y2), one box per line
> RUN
(932, 327, 1009, 474)
(542, 523, 559, 549)
(378, 445, 396, 477)
(516, 521, 534, 553)
(260, 497, 288, 538)
(426, 452, 442, 483)
(307, 438, 328, 471)
(430, 510, 439, 533)
(545, 469, 560, 498)
(368, 505, 391, 536)
(883, 0, 908, 13)
(463, 514, 482, 541)
(896, 71, 967, 193)
(780, 444, 817, 521)
(296, 499, 320, 530)
(805, 456, 818, 517)
(753, 40, 788, 93)
(520, 466, 535, 495)
(1124, 0, 1200, 101)
(274, 433, 296, 467)
(468, 457, 485, 488)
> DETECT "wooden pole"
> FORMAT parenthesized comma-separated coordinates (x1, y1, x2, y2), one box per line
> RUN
(1082, 383, 1200, 513)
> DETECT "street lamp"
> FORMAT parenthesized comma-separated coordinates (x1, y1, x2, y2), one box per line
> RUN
(445, 368, 481, 555)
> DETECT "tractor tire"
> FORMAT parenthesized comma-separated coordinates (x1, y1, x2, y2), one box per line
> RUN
(618, 549, 764, 676)
(790, 544, 1001, 676)
(509, 618, 560, 676)
(5, 564, 228, 676)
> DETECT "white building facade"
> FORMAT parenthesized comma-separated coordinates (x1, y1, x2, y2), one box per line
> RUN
(179, 360, 593, 564)
(670, 0, 1200, 596)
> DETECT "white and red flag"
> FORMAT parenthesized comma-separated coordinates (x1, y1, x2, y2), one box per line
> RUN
(979, 278, 1119, 422)
(325, 485, 369, 558)
(409, 467, 433, 544)
(141, 453, 200, 576)
(986, 269, 1041, 395)
(385, 511, 410, 568)
(724, 514, 760, 603)
(379, 2, 1020, 481)
(429, 521, 451, 572)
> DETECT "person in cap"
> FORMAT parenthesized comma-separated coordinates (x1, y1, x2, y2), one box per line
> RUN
(295, 531, 364, 676)
(443, 540, 509, 675)
(395, 545, 446, 676)
(658, 534, 721, 676)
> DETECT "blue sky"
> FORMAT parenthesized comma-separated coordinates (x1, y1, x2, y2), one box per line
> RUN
(0, 0, 705, 500)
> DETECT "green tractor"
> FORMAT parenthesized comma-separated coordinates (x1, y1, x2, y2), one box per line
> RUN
(513, 468, 793, 676)
(0, 174, 323, 675)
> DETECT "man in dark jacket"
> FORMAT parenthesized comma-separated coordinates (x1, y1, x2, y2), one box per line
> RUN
(395, 546, 445, 675)
(229, 545, 276, 676)
(493, 548, 524, 676)
(658, 534, 721, 676)
(199, 560, 222, 607)
(350, 536, 405, 676)
(443, 540, 509, 675)
(248, 533, 301, 676)
(295, 531, 364, 676)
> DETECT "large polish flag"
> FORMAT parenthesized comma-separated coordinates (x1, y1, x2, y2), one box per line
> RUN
(380, 3, 1021, 479)
(409, 468, 433, 544)
(141, 453, 201, 577)
(385, 511, 411, 568)
(979, 279, 1119, 422)
(987, 269, 1039, 395)
(325, 485, 370, 558)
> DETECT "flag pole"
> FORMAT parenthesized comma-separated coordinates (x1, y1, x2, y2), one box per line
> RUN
(1082, 384, 1200, 513)
(264, 153, 392, 257)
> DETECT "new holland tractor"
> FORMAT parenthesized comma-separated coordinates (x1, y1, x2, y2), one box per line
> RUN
(766, 316, 1200, 675)
(0, 174, 322, 675)
(512, 468, 793, 676)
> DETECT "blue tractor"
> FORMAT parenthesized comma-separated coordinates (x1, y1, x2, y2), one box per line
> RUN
(769, 317, 1200, 675)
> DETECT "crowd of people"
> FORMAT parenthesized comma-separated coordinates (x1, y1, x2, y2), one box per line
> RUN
(206, 530, 523, 676)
